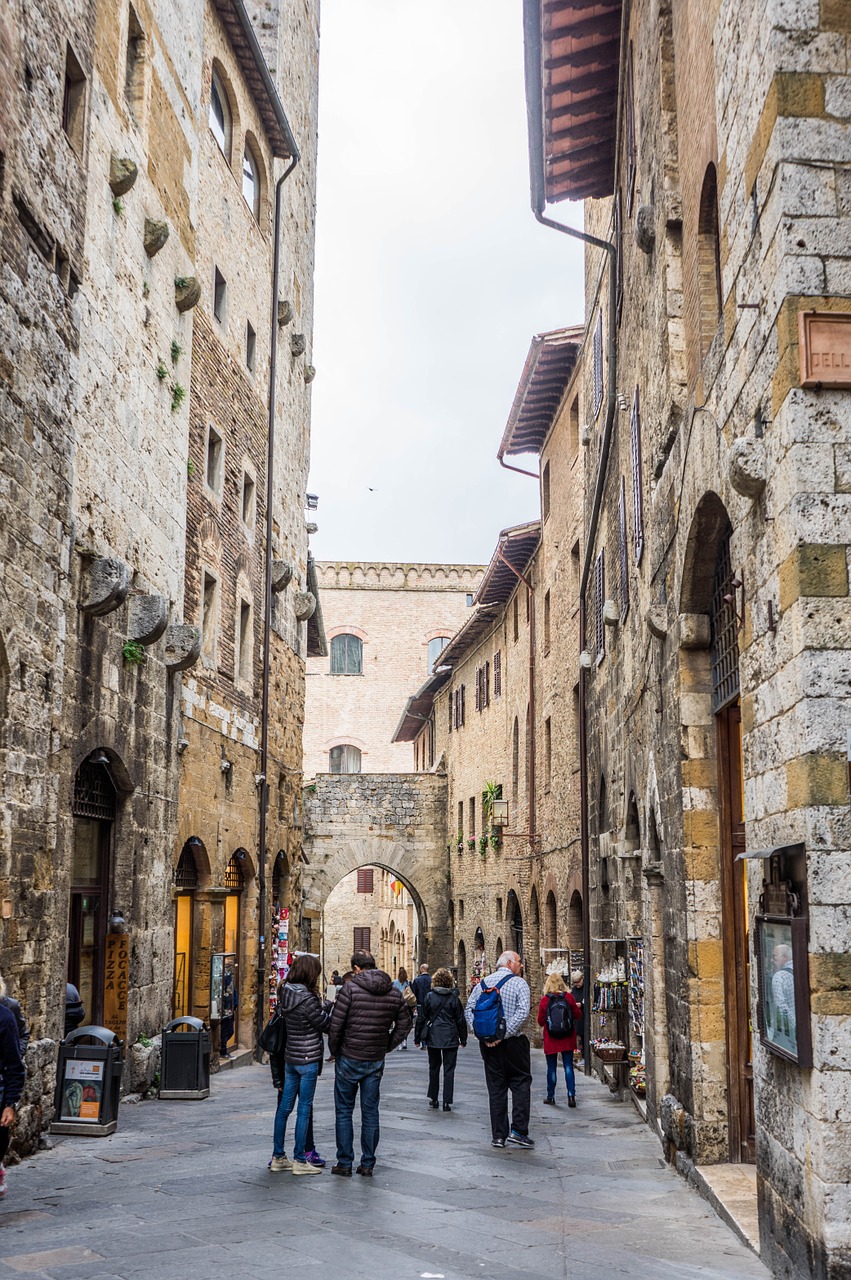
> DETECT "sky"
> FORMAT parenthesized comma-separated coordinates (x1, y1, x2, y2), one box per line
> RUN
(307, 0, 585, 567)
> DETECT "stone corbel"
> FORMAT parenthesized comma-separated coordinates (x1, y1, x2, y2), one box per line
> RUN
(291, 333, 306, 357)
(278, 299, 294, 327)
(163, 623, 202, 672)
(678, 613, 710, 649)
(80, 557, 132, 617)
(293, 591, 316, 621)
(144, 218, 169, 258)
(175, 277, 201, 313)
(646, 605, 668, 640)
(728, 438, 766, 499)
(127, 594, 169, 645)
(109, 155, 138, 196)
(634, 204, 655, 254)
(271, 561, 294, 593)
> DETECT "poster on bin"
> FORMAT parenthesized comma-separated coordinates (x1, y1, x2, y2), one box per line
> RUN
(61, 1058, 104, 1122)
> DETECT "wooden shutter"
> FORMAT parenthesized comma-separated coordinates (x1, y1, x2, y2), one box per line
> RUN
(631, 386, 644, 564)
(356, 867, 374, 894)
(460, 684, 466, 726)
(619, 477, 630, 622)
(493, 650, 501, 697)
(484, 661, 490, 707)
(595, 549, 605, 664)
(474, 668, 481, 711)
(592, 310, 604, 418)
(353, 927, 371, 953)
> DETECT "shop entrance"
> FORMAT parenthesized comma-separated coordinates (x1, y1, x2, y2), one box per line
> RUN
(223, 853, 245, 1050)
(711, 527, 754, 1163)
(173, 842, 199, 1018)
(69, 759, 115, 1027)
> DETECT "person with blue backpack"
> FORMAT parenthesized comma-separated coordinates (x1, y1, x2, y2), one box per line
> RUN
(465, 950, 533, 1149)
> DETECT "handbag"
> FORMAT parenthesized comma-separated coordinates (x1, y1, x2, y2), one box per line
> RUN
(259, 1008, 287, 1056)
(402, 983, 417, 1010)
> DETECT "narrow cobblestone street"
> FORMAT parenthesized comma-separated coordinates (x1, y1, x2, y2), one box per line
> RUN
(0, 1049, 767, 1279)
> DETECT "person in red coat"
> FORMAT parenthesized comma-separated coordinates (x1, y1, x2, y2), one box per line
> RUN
(537, 973, 582, 1108)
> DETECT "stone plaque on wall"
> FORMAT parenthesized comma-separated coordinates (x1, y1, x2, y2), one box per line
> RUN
(798, 311, 851, 388)
(103, 933, 130, 1041)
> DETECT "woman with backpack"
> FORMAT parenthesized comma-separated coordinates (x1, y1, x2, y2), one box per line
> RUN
(415, 967, 467, 1110)
(269, 954, 332, 1175)
(537, 972, 582, 1108)
(392, 967, 416, 1050)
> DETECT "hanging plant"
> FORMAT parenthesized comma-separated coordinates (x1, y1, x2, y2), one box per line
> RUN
(490, 830, 501, 852)
(467, 838, 476, 851)
(478, 834, 489, 856)
(456, 831, 464, 854)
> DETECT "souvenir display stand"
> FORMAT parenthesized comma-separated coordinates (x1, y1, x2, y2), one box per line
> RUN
(627, 936, 646, 1097)
(591, 939, 629, 1096)
(268, 905, 291, 1013)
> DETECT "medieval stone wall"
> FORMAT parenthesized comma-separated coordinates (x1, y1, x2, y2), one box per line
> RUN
(322, 866, 417, 983)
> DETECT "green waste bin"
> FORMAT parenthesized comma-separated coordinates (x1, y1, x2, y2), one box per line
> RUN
(51, 1026, 124, 1137)
(159, 1016, 210, 1099)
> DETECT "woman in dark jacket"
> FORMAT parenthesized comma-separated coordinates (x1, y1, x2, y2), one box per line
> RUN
(270, 955, 331, 1175)
(0, 997, 25, 1199)
(414, 967, 467, 1111)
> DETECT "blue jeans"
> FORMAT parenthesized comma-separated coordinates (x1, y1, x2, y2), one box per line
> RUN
(334, 1056, 384, 1170)
(546, 1050, 575, 1099)
(274, 1061, 320, 1161)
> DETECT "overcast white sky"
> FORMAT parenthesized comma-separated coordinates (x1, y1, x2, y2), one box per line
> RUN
(307, 0, 585, 566)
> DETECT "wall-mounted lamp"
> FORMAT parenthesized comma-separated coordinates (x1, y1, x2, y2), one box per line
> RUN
(176, 738, 189, 755)
(305, 493, 319, 510)
(89, 750, 110, 766)
(109, 908, 127, 934)
(491, 799, 509, 828)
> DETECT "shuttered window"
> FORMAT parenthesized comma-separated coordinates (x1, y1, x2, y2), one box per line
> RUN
(625, 43, 637, 214)
(594, 549, 605, 664)
(592, 310, 604, 418)
(630, 386, 644, 564)
(619, 477, 630, 622)
(356, 867, 374, 894)
(353, 927, 371, 953)
(493, 650, 502, 697)
(330, 633, 362, 674)
(484, 661, 490, 707)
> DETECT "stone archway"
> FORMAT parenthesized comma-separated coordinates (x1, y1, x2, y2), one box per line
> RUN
(302, 773, 451, 967)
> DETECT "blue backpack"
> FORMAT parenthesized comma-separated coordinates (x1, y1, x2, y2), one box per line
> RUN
(472, 974, 512, 1042)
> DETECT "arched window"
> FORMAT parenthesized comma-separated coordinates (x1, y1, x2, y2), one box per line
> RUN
(330, 633, 362, 674)
(697, 163, 722, 358)
(209, 69, 231, 159)
(625, 792, 641, 852)
(242, 143, 260, 219)
(329, 744, 362, 774)
(427, 636, 449, 673)
(567, 891, 583, 949)
(545, 891, 557, 950)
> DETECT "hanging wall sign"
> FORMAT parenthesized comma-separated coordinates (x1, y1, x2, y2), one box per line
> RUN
(103, 933, 129, 1040)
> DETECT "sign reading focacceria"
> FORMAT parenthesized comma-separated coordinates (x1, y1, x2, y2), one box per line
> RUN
(103, 932, 129, 1040)
(798, 311, 851, 389)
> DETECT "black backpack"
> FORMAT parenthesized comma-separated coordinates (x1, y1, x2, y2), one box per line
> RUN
(545, 993, 573, 1039)
(259, 1008, 287, 1056)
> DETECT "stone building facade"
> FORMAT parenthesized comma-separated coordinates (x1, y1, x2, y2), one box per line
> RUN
(518, 0, 851, 1274)
(303, 562, 483, 778)
(0, 0, 320, 1147)
(322, 866, 418, 984)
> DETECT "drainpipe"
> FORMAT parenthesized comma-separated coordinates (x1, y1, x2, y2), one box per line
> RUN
(256, 153, 299, 1057)
(494, 546, 536, 849)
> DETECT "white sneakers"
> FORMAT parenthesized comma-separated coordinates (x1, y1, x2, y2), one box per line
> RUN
(268, 1155, 292, 1172)
(291, 1159, 322, 1175)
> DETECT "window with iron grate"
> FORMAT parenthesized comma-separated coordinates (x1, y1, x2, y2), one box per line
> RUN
(592, 310, 604, 418)
(73, 761, 116, 820)
(595, 549, 606, 664)
(224, 854, 244, 891)
(631, 386, 644, 564)
(619, 477, 630, 622)
(710, 525, 740, 713)
(175, 846, 199, 890)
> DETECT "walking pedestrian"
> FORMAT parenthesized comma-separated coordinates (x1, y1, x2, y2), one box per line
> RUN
(411, 963, 431, 1008)
(0, 994, 25, 1199)
(466, 949, 533, 1150)
(415, 966, 467, 1111)
(392, 967, 415, 1050)
(0, 975, 29, 1055)
(327, 949, 412, 1177)
(569, 969, 586, 1064)
(538, 973, 583, 1107)
(270, 954, 332, 1176)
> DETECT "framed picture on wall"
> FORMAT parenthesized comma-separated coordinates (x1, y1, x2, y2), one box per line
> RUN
(754, 914, 812, 1068)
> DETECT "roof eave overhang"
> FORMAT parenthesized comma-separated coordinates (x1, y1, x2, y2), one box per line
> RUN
(499, 326, 584, 459)
(391, 667, 452, 743)
(212, 0, 300, 161)
(474, 523, 542, 609)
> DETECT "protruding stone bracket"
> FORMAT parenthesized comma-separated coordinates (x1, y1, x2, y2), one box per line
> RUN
(127, 594, 169, 645)
(291, 332, 306, 357)
(109, 155, 138, 197)
(271, 561, 294, 593)
(304, 364, 316, 384)
(647, 605, 668, 640)
(144, 218, 170, 257)
(175, 277, 201, 313)
(278, 299, 294, 327)
(678, 612, 711, 650)
(293, 591, 316, 621)
(80, 557, 132, 617)
(163, 623, 202, 672)
(728, 438, 767, 499)
(603, 599, 620, 627)
(634, 204, 655, 254)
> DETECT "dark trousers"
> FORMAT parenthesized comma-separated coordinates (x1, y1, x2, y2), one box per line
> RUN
(427, 1047, 458, 1104)
(0, 1125, 9, 1165)
(480, 1035, 532, 1141)
(334, 1056, 384, 1170)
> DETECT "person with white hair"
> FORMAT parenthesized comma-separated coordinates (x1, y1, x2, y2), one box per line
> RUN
(0, 976, 25, 1199)
(465, 950, 533, 1149)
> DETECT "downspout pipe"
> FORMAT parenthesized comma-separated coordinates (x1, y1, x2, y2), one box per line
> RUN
(256, 153, 299, 1058)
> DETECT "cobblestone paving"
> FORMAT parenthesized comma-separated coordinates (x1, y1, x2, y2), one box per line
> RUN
(0, 1047, 768, 1279)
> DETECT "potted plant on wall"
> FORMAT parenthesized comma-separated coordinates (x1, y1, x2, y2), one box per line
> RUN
(482, 781, 503, 850)
(456, 831, 464, 854)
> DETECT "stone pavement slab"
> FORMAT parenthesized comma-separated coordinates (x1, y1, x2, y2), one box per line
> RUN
(0, 1046, 768, 1279)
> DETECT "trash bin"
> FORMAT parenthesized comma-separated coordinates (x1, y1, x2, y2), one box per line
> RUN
(51, 1026, 124, 1137)
(159, 1016, 210, 1099)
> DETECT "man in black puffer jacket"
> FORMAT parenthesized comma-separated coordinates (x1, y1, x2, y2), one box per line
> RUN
(327, 950, 412, 1177)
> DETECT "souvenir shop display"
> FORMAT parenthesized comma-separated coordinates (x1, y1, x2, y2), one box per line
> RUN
(629, 1056, 646, 1095)
(591, 1036, 627, 1063)
(268, 906, 291, 1012)
(627, 937, 646, 1093)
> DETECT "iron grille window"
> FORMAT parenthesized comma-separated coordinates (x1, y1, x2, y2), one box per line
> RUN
(710, 526, 741, 712)
(631, 386, 644, 564)
(615, 192, 624, 325)
(73, 761, 116, 820)
(592, 310, 604, 418)
(175, 846, 198, 889)
(330, 633, 363, 674)
(594, 549, 606, 664)
(493, 650, 502, 697)
(353, 927, 371, 953)
(619, 477, 630, 622)
(625, 43, 637, 214)
(357, 867, 374, 894)
(225, 854, 245, 890)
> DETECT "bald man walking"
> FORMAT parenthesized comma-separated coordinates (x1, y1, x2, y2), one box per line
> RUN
(466, 950, 533, 1149)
